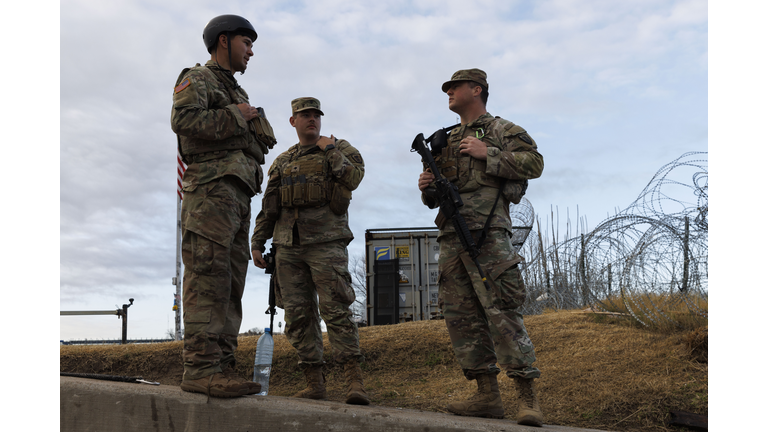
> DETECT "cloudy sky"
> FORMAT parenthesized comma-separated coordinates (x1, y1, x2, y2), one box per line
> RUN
(54, 0, 716, 342)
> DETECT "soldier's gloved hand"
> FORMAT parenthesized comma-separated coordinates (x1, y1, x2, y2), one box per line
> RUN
(237, 103, 262, 121)
(418, 170, 435, 191)
(252, 250, 267, 268)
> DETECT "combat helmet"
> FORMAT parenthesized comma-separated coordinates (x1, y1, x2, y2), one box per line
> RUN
(203, 14, 258, 53)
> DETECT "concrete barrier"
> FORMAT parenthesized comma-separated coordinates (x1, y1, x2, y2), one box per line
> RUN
(61, 376, 614, 432)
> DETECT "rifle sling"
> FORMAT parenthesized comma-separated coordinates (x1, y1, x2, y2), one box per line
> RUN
(474, 181, 505, 250)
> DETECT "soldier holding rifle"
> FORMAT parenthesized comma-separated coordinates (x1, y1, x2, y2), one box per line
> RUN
(416, 69, 545, 426)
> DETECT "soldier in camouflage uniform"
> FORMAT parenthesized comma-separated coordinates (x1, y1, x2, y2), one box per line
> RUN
(252, 97, 369, 405)
(417, 69, 545, 426)
(171, 15, 277, 398)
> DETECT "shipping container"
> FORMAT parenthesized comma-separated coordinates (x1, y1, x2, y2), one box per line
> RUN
(365, 227, 441, 325)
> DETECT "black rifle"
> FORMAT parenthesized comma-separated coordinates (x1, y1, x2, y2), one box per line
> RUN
(411, 129, 492, 291)
(263, 244, 278, 330)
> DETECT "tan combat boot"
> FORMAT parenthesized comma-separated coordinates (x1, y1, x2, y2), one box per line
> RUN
(292, 365, 327, 400)
(344, 360, 370, 405)
(223, 363, 262, 395)
(180, 372, 247, 398)
(446, 373, 505, 419)
(514, 376, 543, 427)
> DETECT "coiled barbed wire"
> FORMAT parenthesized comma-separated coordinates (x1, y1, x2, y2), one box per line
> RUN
(514, 152, 708, 328)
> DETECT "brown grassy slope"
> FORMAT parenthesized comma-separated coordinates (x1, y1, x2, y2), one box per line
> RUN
(60, 311, 707, 432)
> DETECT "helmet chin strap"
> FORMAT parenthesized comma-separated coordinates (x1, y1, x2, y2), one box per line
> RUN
(226, 31, 233, 74)
(225, 31, 245, 76)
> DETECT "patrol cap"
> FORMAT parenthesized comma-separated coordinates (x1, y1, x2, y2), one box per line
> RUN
(441, 68, 489, 93)
(291, 97, 324, 116)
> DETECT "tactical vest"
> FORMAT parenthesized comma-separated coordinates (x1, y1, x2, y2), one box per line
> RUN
(435, 116, 528, 204)
(174, 64, 276, 164)
(278, 145, 335, 209)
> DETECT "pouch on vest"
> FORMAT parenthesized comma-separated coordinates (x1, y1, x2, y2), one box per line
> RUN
(251, 108, 277, 150)
(279, 177, 293, 207)
(329, 182, 352, 215)
(502, 179, 528, 204)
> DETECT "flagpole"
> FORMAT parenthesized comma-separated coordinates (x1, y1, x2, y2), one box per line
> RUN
(174, 154, 186, 341)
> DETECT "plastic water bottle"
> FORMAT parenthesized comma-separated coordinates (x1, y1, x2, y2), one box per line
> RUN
(253, 328, 274, 396)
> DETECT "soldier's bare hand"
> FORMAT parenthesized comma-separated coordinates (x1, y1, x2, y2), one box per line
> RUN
(317, 135, 335, 150)
(459, 136, 488, 160)
(418, 170, 435, 191)
(252, 250, 267, 268)
(237, 103, 261, 121)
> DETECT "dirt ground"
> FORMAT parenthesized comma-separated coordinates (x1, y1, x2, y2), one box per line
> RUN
(60, 310, 707, 432)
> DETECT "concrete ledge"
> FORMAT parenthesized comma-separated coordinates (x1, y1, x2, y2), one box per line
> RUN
(61, 377, 614, 432)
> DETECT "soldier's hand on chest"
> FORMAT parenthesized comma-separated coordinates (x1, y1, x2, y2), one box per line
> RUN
(458, 136, 488, 160)
(237, 103, 262, 121)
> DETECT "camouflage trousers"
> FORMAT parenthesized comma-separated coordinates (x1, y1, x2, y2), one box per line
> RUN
(276, 239, 363, 367)
(438, 228, 540, 380)
(181, 176, 252, 380)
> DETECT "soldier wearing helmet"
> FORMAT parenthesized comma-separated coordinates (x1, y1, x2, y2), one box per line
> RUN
(171, 14, 277, 398)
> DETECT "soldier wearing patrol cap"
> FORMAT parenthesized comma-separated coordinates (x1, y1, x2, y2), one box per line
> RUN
(417, 69, 545, 426)
(171, 14, 277, 398)
(252, 97, 369, 405)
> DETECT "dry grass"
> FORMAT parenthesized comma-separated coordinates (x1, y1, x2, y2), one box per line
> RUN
(60, 311, 707, 432)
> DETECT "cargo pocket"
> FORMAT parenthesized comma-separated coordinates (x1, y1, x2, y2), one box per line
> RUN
(331, 265, 356, 306)
(517, 335, 535, 354)
(187, 233, 215, 275)
(184, 309, 211, 324)
(490, 263, 526, 310)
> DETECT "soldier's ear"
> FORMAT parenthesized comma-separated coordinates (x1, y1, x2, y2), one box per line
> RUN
(289, 116, 296, 127)
(218, 34, 228, 49)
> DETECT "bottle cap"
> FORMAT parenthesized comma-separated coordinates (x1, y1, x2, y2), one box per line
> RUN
(265, 328, 271, 333)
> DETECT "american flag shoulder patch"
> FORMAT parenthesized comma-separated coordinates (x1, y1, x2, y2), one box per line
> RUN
(174, 78, 191, 94)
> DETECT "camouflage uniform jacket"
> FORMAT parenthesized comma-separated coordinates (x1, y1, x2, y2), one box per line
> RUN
(171, 60, 269, 196)
(421, 113, 543, 236)
(251, 139, 364, 252)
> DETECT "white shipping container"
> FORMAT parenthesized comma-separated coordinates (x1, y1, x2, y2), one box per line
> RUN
(365, 228, 441, 325)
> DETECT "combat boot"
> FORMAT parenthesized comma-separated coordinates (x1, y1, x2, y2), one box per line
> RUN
(446, 373, 505, 419)
(180, 372, 247, 398)
(513, 376, 543, 427)
(344, 359, 370, 405)
(223, 363, 262, 395)
(292, 365, 327, 400)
